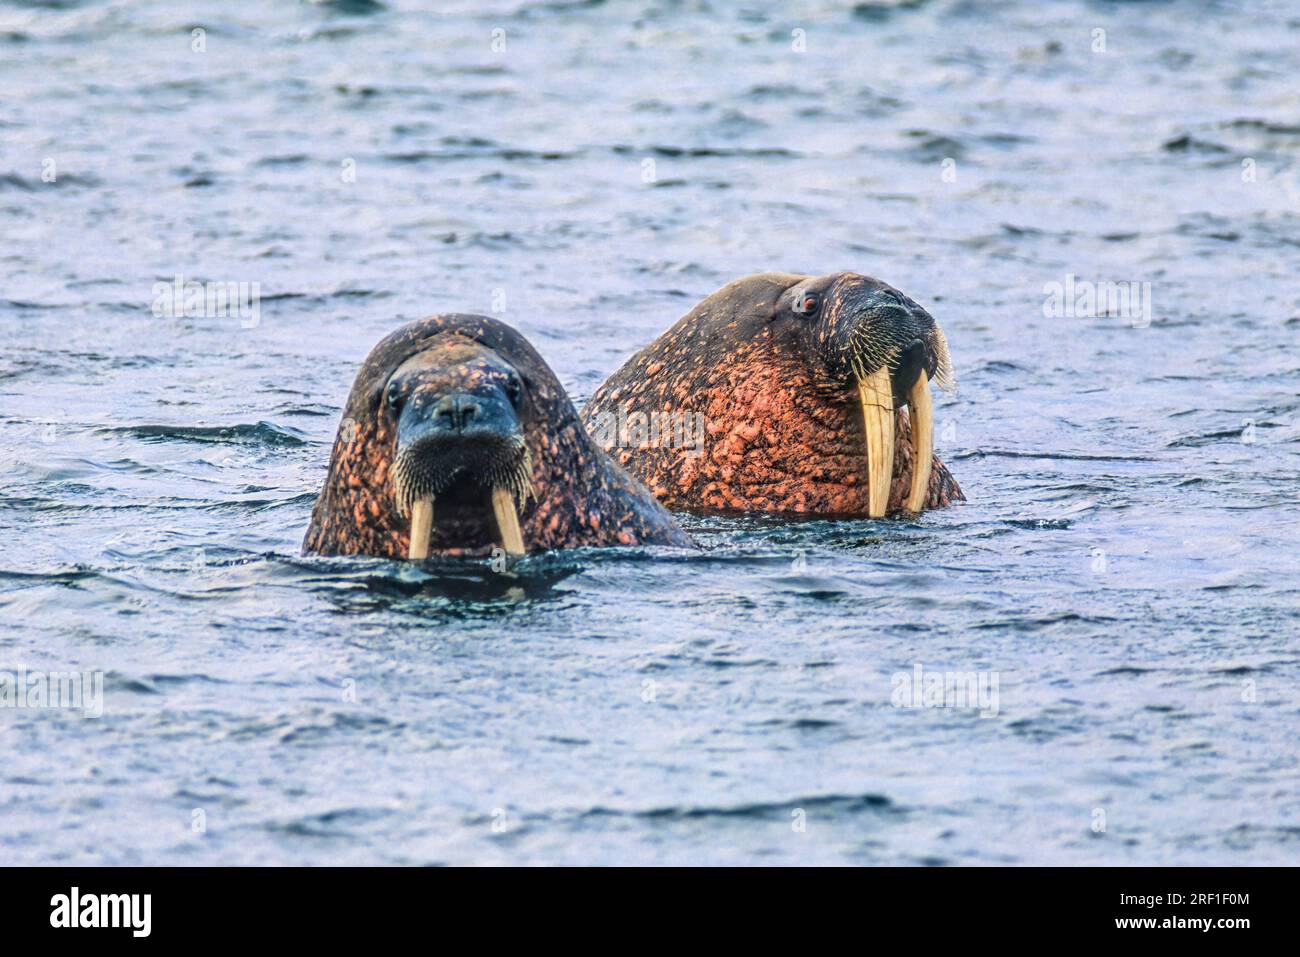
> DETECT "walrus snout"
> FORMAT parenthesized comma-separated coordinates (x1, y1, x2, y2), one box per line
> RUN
(803, 278, 954, 394)
(785, 274, 955, 517)
(398, 389, 516, 446)
(384, 345, 536, 559)
(831, 281, 945, 518)
(391, 381, 533, 553)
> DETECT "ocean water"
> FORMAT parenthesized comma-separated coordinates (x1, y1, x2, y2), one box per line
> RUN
(1, 0, 1297, 865)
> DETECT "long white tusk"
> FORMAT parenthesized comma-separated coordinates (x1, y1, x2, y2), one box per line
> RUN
(491, 486, 526, 556)
(408, 498, 433, 560)
(857, 366, 895, 519)
(905, 368, 933, 514)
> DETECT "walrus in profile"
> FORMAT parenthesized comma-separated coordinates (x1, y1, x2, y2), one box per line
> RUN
(581, 272, 963, 517)
(303, 315, 690, 558)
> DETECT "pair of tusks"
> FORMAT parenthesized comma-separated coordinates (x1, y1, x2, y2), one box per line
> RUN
(856, 366, 933, 518)
(407, 488, 526, 560)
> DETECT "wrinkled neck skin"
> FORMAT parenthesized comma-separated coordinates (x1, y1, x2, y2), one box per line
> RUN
(582, 292, 963, 516)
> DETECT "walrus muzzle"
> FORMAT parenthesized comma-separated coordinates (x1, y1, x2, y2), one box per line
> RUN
(390, 390, 532, 559)
(841, 292, 953, 518)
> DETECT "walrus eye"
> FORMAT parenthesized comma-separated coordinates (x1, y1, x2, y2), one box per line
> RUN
(793, 291, 821, 317)
(503, 375, 523, 408)
(385, 381, 403, 412)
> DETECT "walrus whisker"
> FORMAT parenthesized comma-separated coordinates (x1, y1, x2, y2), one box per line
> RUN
(489, 443, 533, 512)
(392, 433, 533, 557)
(390, 449, 436, 519)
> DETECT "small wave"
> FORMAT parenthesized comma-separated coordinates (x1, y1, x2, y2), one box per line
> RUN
(383, 147, 577, 163)
(1220, 118, 1300, 136)
(744, 83, 817, 100)
(101, 672, 165, 696)
(1166, 427, 1262, 448)
(0, 567, 102, 587)
(254, 154, 311, 168)
(755, 717, 842, 731)
(0, 172, 102, 191)
(104, 422, 308, 447)
(1163, 134, 1230, 154)
(901, 130, 966, 162)
(1208, 662, 1281, 676)
(0, 300, 66, 312)
(266, 804, 400, 839)
(1007, 716, 1082, 743)
(145, 673, 232, 687)
(951, 449, 1153, 462)
(1004, 517, 1073, 530)
(511, 0, 609, 19)
(582, 792, 895, 822)
(610, 144, 798, 159)
(277, 712, 403, 745)
(970, 612, 1117, 632)
(852, 0, 929, 23)
(270, 402, 339, 418)
(312, 0, 388, 13)
(256, 287, 390, 303)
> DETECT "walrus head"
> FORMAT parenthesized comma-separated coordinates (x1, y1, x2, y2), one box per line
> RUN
(384, 338, 534, 557)
(781, 272, 955, 515)
(784, 272, 954, 398)
(581, 272, 963, 518)
(303, 314, 690, 559)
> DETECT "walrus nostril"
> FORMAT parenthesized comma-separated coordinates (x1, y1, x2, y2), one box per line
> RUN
(459, 398, 482, 424)
(430, 395, 483, 431)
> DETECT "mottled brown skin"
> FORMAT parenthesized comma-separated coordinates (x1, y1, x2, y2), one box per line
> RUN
(582, 272, 964, 516)
(304, 314, 691, 557)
